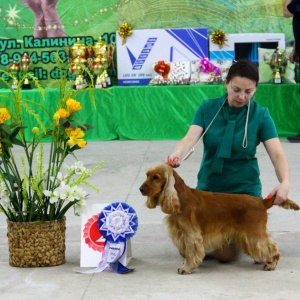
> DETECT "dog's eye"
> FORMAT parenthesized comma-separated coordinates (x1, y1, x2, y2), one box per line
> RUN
(153, 174, 160, 180)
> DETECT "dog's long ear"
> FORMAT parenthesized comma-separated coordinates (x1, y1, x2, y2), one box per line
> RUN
(159, 167, 181, 214)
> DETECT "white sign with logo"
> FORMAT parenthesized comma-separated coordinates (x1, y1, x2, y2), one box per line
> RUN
(116, 28, 208, 86)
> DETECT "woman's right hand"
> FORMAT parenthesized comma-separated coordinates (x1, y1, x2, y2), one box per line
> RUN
(166, 125, 203, 168)
(166, 154, 181, 168)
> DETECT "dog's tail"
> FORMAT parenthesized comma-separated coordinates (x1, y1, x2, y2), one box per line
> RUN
(263, 196, 300, 211)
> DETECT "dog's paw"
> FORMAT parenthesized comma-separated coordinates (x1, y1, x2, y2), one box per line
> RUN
(263, 261, 277, 271)
(178, 267, 192, 275)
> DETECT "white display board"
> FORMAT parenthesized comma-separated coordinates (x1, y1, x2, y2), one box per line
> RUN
(116, 28, 208, 85)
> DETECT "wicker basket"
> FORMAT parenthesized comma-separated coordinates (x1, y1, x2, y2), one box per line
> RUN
(7, 217, 66, 267)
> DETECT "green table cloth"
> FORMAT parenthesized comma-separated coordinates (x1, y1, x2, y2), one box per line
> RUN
(1, 84, 299, 140)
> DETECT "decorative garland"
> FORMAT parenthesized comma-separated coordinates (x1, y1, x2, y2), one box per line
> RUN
(1, 0, 132, 32)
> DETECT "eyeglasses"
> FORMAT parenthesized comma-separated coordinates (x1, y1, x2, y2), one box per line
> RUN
(230, 83, 256, 97)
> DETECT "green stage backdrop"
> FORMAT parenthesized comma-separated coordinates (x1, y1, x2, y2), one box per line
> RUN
(1, 84, 299, 141)
(0, 0, 294, 87)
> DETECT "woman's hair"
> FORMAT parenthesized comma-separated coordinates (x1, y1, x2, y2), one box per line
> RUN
(226, 59, 259, 86)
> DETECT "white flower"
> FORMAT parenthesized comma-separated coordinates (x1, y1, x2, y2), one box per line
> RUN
(0, 182, 11, 209)
(57, 182, 75, 201)
(66, 161, 86, 174)
(50, 172, 65, 186)
(43, 189, 60, 203)
(0, 194, 10, 209)
(73, 186, 87, 201)
(74, 190, 87, 216)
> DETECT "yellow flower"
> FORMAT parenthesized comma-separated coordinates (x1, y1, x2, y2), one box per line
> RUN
(66, 99, 82, 114)
(54, 108, 69, 125)
(32, 127, 39, 134)
(0, 142, 2, 154)
(65, 127, 86, 148)
(76, 139, 87, 148)
(0, 108, 11, 124)
(55, 108, 70, 119)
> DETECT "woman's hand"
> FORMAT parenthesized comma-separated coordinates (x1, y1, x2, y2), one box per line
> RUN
(166, 125, 203, 168)
(166, 154, 181, 168)
(263, 138, 290, 205)
(267, 182, 290, 205)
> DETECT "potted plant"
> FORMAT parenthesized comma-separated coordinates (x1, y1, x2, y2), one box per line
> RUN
(0, 68, 103, 267)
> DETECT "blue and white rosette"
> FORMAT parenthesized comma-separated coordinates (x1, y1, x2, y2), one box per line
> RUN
(82, 202, 138, 274)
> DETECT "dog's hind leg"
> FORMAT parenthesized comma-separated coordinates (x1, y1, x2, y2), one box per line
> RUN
(262, 240, 280, 271)
(240, 234, 280, 271)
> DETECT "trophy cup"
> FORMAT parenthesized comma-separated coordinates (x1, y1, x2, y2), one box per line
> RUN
(86, 45, 94, 76)
(69, 38, 87, 89)
(8, 61, 20, 90)
(70, 55, 87, 89)
(70, 38, 87, 58)
(20, 53, 31, 89)
(92, 57, 107, 88)
(92, 37, 115, 88)
(269, 48, 287, 84)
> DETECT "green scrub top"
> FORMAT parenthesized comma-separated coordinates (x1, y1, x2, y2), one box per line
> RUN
(192, 95, 278, 198)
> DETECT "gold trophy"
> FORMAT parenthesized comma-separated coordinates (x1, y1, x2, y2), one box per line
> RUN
(70, 38, 87, 58)
(20, 53, 31, 89)
(69, 38, 87, 89)
(269, 48, 287, 84)
(70, 55, 87, 89)
(8, 61, 20, 89)
(92, 37, 115, 88)
(92, 57, 107, 88)
(86, 45, 94, 73)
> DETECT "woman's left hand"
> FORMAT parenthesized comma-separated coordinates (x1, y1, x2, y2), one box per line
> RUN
(267, 182, 290, 205)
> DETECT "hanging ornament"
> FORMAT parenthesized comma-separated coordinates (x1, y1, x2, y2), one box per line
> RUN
(211, 29, 227, 49)
(118, 23, 133, 45)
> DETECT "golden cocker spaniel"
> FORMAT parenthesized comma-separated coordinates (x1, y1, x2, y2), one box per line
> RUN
(139, 163, 299, 274)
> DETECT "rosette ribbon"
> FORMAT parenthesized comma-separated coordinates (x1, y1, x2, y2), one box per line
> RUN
(80, 202, 138, 274)
(154, 60, 171, 80)
(211, 29, 227, 49)
(118, 23, 133, 45)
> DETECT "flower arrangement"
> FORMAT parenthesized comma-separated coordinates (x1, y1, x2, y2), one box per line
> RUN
(0, 69, 103, 222)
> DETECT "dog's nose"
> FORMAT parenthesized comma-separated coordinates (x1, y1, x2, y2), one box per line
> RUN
(139, 186, 146, 195)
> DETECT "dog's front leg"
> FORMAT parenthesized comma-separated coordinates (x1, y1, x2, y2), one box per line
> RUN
(178, 233, 205, 275)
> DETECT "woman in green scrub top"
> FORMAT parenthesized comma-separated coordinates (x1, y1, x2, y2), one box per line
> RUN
(167, 59, 290, 262)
